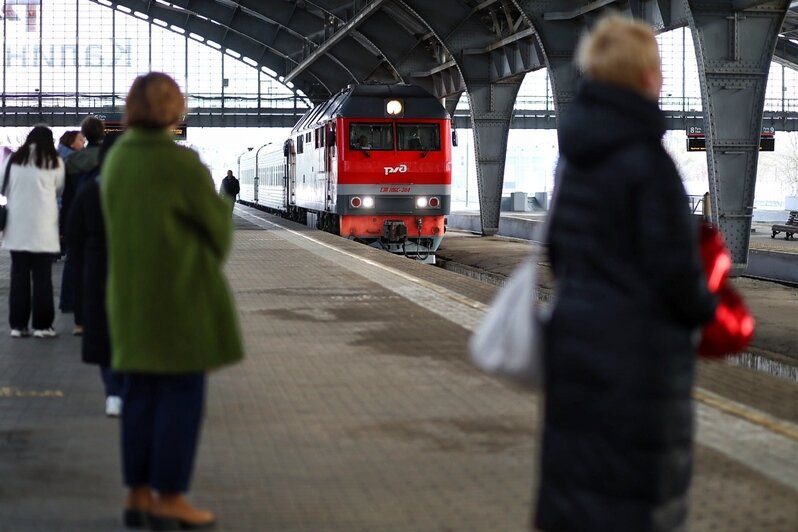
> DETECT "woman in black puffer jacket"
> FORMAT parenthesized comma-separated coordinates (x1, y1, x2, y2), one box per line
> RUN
(535, 17, 717, 532)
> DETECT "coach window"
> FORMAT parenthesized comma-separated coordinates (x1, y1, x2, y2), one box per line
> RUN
(349, 123, 393, 150)
(297, 135, 304, 154)
(397, 124, 441, 151)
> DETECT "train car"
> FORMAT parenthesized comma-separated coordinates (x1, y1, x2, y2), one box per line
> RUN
(238, 83, 452, 264)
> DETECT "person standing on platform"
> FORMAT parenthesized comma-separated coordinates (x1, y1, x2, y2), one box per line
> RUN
(66, 132, 124, 417)
(2, 125, 65, 338)
(535, 17, 717, 532)
(57, 130, 84, 161)
(219, 169, 240, 210)
(102, 72, 243, 530)
(60, 116, 104, 322)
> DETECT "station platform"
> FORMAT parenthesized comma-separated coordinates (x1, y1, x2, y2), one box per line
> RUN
(447, 210, 798, 284)
(0, 203, 796, 531)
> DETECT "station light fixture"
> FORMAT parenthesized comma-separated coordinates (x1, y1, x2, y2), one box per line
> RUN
(386, 99, 403, 116)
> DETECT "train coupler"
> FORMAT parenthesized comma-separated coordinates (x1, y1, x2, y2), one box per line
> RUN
(383, 220, 408, 243)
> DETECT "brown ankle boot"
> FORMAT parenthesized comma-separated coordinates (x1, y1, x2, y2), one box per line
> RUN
(123, 485, 153, 529)
(148, 493, 216, 530)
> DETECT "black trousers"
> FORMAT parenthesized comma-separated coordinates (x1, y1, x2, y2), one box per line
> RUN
(59, 248, 75, 313)
(121, 373, 206, 493)
(8, 251, 55, 330)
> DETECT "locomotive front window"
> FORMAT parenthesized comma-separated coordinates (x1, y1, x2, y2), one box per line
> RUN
(350, 123, 393, 150)
(397, 124, 441, 151)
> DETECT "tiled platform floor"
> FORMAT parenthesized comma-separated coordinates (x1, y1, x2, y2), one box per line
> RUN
(0, 204, 795, 531)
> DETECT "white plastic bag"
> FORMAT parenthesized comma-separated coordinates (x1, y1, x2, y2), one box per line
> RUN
(468, 257, 543, 388)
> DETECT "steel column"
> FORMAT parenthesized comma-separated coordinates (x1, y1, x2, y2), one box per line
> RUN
(685, 0, 790, 273)
(464, 69, 522, 235)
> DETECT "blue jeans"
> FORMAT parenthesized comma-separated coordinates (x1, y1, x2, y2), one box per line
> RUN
(121, 372, 206, 493)
(100, 366, 124, 397)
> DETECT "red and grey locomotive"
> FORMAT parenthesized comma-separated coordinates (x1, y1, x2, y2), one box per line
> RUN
(238, 83, 452, 264)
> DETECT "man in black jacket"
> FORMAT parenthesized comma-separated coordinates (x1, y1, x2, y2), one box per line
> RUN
(535, 17, 717, 532)
(219, 170, 240, 211)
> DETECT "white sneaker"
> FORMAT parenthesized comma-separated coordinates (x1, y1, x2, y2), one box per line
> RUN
(105, 396, 122, 417)
(32, 328, 57, 338)
(10, 328, 30, 338)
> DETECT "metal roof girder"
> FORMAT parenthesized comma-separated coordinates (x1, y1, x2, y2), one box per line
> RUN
(349, 9, 429, 77)
(773, 36, 798, 68)
(543, 0, 623, 21)
(92, 0, 328, 96)
(285, 0, 387, 84)
(175, 11, 344, 92)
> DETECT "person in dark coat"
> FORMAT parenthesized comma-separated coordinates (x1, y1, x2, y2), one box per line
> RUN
(219, 169, 240, 208)
(535, 17, 717, 532)
(65, 132, 123, 417)
(59, 115, 104, 318)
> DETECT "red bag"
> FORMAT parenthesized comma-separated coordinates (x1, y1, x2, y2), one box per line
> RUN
(697, 222, 755, 358)
(699, 221, 732, 292)
(698, 285, 756, 357)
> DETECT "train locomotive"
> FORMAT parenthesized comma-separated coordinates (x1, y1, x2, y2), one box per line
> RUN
(237, 83, 452, 264)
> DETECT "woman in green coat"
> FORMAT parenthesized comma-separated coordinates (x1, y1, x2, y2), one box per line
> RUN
(102, 72, 243, 530)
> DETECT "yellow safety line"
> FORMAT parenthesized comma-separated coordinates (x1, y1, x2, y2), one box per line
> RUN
(693, 389, 798, 441)
(0, 386, 64, 397)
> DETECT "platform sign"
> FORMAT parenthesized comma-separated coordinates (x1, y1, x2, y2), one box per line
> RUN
(687, 136, 706, 151)
(686, 126, 774, 152)
(759, 135, 775, 151)
(102, 122, 188, 140)
(172, 123, 188, 140)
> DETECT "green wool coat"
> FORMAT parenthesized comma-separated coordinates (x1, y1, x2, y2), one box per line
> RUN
(101, 128, 243, 373)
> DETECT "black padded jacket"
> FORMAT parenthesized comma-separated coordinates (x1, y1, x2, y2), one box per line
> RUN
(534, 80, 717, 532)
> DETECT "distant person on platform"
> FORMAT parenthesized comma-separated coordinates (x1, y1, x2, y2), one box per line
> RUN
(102, 72, 243, 530)
(60, 116, 104, 322)
(57, 130, 84, 161)
(219, 169, 240, 209)
(66, 132, 124, 417)
(2, 125, 64, 338)
(534, 17, 717, 532)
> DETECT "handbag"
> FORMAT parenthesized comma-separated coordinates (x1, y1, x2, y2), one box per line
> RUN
(698, 285, 755, 357)
(697, 221, 755, 358)
(0, 160, 10, 231)
(468, 251, 544, 388)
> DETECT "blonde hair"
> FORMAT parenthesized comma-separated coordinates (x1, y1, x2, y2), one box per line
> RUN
(125, 72, 186, 129)
(576, 17, 661, 94)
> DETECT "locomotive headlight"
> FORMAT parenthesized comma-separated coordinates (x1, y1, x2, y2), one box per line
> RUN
(351, 196, 362, 208)
(362, 196, 375, 208)
(386, 99, 403, 116)
(416, 196, 428, 208)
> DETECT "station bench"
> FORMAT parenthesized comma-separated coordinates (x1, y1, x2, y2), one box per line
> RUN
(771, 210, 798, 240)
